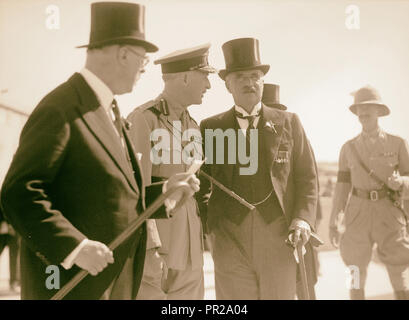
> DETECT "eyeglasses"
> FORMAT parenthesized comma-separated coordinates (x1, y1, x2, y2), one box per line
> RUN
(232, 72, 263, 83)
(126, 47, 150, 69)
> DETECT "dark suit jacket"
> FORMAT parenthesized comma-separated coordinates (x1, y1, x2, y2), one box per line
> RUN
(0, 73, 166, 299)
(198, 105, 318, 232)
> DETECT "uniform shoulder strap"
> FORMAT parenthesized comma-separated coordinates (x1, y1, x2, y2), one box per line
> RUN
(349, 141, 385, 186)
(147, 98, 169, 117)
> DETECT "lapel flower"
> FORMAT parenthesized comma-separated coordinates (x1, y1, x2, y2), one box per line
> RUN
(264, 120, 277, 134)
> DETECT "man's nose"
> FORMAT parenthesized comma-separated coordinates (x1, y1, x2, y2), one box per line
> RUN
(205, 77, 211, 90)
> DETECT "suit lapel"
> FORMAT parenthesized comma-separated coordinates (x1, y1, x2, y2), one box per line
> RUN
(260, 105, 287, 212)
(218, 107, 238, 187)
(69, 73, 139, 193)
(122, 127, 146, 206)
(260, 104, 285, 170)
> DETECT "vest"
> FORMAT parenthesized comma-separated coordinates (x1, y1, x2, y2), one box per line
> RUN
(226, 115, 283, 225)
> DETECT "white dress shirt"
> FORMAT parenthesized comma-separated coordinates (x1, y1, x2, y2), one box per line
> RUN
(234, 103, 262, 132)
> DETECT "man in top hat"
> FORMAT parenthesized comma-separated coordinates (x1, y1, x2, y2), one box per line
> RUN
(0, 2, 199, 300)
(329, 85, 409, 300)
(197, 38, 318, 299)
(261, 83, 287, 110)
(127, 43, 216, 299)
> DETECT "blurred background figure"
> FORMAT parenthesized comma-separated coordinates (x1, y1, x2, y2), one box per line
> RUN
(329, 86, 409, 300)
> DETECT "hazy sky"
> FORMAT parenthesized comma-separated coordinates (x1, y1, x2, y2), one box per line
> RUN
(1, 0, 408, 161)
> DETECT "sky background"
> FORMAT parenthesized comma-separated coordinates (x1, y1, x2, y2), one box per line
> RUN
(1, 0, 409, 162)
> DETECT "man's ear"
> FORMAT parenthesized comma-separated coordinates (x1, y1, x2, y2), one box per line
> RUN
(117, 46, 128, 66)
(183, 73, 189, 86)
(225, 79, 232, 94)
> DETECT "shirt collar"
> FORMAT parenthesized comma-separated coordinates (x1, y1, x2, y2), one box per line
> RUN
(80, 68, 114, 112)
(361, 126, 386, 141)
(234, 102, 262, 117)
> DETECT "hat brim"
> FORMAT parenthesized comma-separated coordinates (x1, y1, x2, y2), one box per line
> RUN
(218, 64, 270, 80)
(76, 37, 159, 53)
(349, 101, 390, 117)
(264, 103, 287, 111)
(195, 65, 218, 74)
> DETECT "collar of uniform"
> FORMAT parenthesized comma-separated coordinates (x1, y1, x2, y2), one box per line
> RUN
(361, 126, 386, 141)
(234, 103, 262, 117)
(160, 91, 187, 120)
(80, 68, 114, 113)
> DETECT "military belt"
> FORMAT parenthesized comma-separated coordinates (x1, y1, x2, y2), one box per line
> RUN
(352, 187, 388, 201)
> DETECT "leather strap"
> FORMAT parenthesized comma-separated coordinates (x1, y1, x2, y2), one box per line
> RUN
(349, 142, 385, 186)
(352, 187, 388, 201)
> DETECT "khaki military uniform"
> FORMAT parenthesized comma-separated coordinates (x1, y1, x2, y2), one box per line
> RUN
(127, 94, 204, 300)
(332, 129, 409, 291)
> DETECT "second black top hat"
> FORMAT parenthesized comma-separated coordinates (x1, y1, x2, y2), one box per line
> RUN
(77, 2, 158, 52)
(218, 38, 270, 80)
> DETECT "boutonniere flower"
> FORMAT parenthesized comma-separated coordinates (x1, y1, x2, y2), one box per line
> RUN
(124, 119, 133, 130)
(264, 120, 277, 134)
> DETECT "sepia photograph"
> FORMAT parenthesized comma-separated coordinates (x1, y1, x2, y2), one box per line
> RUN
(0, 0, 408, 304)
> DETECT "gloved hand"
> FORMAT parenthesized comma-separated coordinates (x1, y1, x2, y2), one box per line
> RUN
(387, 171, 404, 191)
(288, 218, 311, 247)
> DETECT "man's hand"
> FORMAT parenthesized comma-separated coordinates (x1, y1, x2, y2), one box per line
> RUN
(329, 225, 341, 248)
(165, 172, 200, 212)
(73, 240, 114, 276)
(387, 172, 403, 191)
(288, 218, 311, 247)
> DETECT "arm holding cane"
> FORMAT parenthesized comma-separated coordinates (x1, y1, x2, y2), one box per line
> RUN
(63, 172, 200, 277)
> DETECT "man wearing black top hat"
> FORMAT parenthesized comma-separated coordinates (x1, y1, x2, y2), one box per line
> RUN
(0, 2, 199, 300)
(261, 83, 287, 111)
(198, 38, 318, 299)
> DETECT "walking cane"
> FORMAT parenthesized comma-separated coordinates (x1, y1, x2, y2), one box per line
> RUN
(200, 168, 324, 300)
(51, 181, 192, 300)
(198, 170, 256, 211)
(296, 242, 310, 300)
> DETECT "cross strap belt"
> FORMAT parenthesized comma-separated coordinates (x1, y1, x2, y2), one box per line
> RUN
(352, 187, 388, 201)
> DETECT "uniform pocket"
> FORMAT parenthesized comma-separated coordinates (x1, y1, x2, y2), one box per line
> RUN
(388, 205, 407, 227)
(344, 197, 362, 227)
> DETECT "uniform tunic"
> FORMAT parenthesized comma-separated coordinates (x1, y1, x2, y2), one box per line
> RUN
(127, 94, 204, 299)
(332, 129, 409, 290)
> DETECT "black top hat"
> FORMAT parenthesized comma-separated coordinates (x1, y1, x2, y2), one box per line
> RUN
(262, 84, 287, 110)
(349, 85, 390, 117)
(77, 2, 158, 52)
(218, 38, 270, 80)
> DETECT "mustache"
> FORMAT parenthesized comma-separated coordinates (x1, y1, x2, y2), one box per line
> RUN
(242, 86, 256, 93)
(359, 114, 370, 119)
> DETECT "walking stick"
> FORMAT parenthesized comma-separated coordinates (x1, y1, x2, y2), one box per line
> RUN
(51, 181, 192, 300)
(296, 242, 310, 300)
(198, 170, 255, 211)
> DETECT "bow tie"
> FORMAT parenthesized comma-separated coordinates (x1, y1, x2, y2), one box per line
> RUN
(234, 111, 260, 120)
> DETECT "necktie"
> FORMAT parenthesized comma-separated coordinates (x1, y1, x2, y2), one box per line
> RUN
(111, 99, 123, 137)
(234, 111, 259, 141)
(111, 99, 132, 162)
(110, 100, 142, 193)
